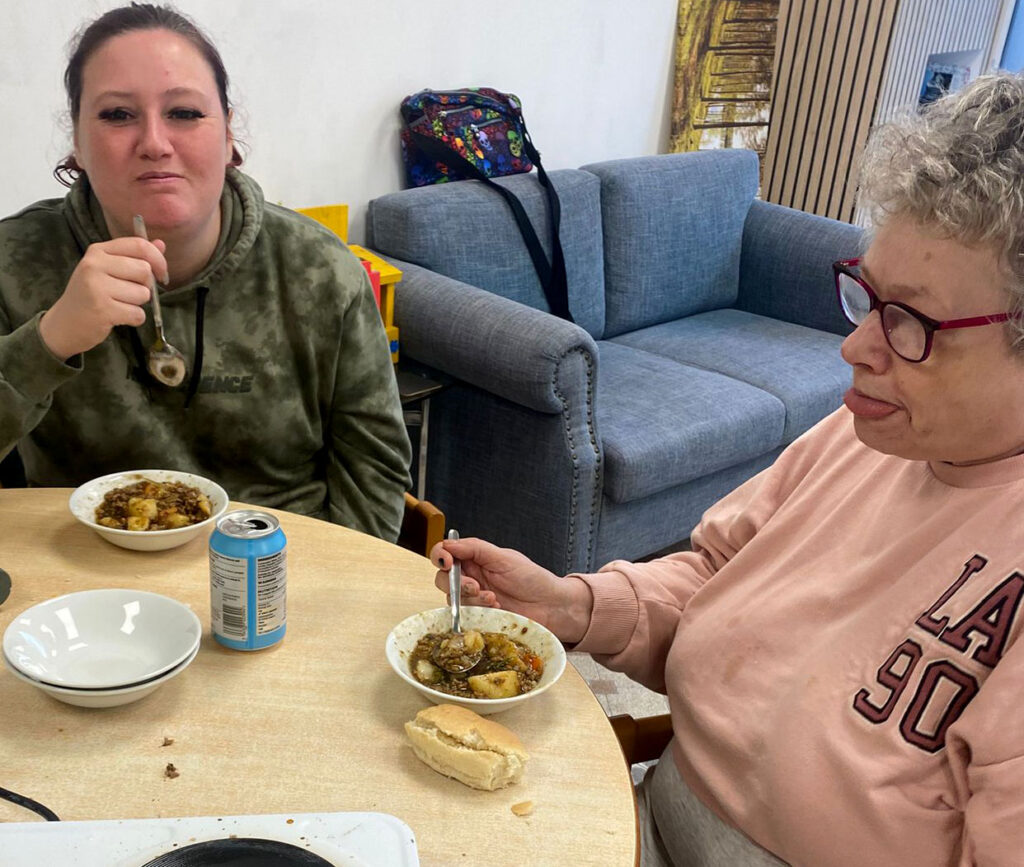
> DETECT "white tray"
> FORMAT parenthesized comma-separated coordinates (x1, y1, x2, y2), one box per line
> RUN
(0, 811, 419, 866)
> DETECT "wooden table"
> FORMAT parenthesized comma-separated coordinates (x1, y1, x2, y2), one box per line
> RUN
(0, 489, 637, 866)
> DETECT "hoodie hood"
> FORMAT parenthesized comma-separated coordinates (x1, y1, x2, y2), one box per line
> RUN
(63, 166, 265, 295)
(63, 168, 266, 403)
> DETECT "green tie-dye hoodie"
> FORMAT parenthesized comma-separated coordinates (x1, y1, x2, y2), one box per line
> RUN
(0, 168, 412, 541)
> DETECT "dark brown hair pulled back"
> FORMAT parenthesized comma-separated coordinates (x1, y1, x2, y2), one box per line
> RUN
(54, 2, 240, 186)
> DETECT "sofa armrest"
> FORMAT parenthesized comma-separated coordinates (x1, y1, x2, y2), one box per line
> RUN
(379, 255, 603, 573)
(737, 199, 863, 336)
(385, 257, 600, 414)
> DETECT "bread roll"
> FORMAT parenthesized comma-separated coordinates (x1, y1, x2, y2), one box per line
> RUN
(404, 704, 529, 790)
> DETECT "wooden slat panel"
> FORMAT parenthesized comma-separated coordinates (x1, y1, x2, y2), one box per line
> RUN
(810, 0, 856, 216)
(794, 0, 839, 213)
(775, 0, 818, 205)
(763, 0, 898, 222)
(779, 0, 826, 209)
(762, 0, 802, 203)
(764, 0, 1007, 224)
(819, 1, 879, 221)
(836, 2, 899, 221)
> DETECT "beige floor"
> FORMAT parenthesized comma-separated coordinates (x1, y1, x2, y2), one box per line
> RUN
(569, 651, 670, 719)
(569, 538, 689, 721)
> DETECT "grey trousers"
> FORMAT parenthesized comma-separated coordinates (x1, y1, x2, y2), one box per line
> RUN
(636, 747, 789, 867)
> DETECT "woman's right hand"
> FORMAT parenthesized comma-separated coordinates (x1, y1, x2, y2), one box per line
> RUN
(39, 237, 169, 361)
(430, 537, 594, 644)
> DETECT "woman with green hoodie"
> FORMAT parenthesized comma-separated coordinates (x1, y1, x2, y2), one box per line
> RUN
(0, 4, 411, 541)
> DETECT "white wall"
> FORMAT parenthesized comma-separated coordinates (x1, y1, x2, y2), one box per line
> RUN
(0, 0, 678, 244)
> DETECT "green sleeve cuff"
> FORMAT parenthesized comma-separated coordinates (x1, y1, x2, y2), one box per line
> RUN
(2, 312, 82, 401)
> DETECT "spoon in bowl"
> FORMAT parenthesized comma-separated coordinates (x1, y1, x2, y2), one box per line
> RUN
(431, 529, 484, 674)
(132, 215, 187, 388)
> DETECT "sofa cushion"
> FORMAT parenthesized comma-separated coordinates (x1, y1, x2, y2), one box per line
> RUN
(596, 341, 784, 504)
(594, 447, 784, 566)
(610, 309, 850, 443)
(367, 169, 606, 337)
(582, 151, 759, 339)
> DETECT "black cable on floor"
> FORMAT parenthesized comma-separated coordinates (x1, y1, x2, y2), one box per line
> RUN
(0, 785, 60, 821)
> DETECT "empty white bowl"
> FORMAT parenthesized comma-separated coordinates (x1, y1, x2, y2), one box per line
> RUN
(386, 606, 566, 715)
(3, 642, 199, 708)
(3, 588, 201, 689)
(69, 469, 229, 552)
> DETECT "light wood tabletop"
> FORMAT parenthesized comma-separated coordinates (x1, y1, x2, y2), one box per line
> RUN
(0, 488, 637, 866)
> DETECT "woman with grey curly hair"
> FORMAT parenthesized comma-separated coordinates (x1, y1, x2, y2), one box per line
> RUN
(854, 70, 1024, 351)
(429, 72, 1024, 867)
(836, 71, 1024, 462)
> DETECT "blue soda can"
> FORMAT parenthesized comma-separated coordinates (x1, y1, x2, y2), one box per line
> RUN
(209, 509, 287, 651)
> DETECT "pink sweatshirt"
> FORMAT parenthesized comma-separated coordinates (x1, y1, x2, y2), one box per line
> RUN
(574, 408, 1024, 867)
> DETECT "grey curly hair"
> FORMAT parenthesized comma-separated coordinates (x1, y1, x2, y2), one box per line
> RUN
(856, 71, 1024, 351)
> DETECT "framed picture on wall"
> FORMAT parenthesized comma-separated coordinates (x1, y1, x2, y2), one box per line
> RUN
(918, 51, 978, 106)
(669, 1, 781, 155)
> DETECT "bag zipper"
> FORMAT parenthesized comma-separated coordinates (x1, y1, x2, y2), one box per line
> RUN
(416, 89, 518, 119)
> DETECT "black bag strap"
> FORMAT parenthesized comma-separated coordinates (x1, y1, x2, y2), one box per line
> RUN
(521, 133, 569, 321)
(408, 130, 572, 322)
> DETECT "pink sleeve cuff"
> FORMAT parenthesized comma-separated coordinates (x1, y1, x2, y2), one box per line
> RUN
(571, 564, 640, 656)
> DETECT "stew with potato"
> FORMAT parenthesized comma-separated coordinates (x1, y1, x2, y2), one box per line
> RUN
(95, 479, 212, 531)
(410, 629, 544, 699)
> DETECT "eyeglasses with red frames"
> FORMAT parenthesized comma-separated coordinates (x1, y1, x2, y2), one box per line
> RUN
(832, 257, 1019, 362)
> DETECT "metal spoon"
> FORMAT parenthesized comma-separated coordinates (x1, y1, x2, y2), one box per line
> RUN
(132, 215, 187, 387)
(431, 529, 484, 674)
(447, 529, 463, 632)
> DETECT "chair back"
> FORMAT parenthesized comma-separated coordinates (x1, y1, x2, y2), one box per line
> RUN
(398, 492, 445, 558)
(0, 448, 26, 488)
(609, 713, 674, 765)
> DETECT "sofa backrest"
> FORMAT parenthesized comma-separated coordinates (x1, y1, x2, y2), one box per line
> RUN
(582, 150, 760, 339)
(738, 198, 863, 336)
(367, 169, 607, 338)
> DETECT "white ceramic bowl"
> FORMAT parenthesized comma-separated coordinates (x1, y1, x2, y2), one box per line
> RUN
(3, 642, 199, 708)
(386, 606, 566, 715)
(3, 588, 201, 689)
(69, 469, 229, 551)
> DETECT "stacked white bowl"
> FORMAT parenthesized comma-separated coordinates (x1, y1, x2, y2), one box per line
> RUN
(3, 589, 201, 707)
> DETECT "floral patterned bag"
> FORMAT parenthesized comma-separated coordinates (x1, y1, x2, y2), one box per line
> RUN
(399, 88, 571, 321)
(400, 87, 534, 186)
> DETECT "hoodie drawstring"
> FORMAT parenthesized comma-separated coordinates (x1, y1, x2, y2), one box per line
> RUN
(122, 326, 152, 399)
(183, 286, 209, 409)
(123, 284, 208, 406)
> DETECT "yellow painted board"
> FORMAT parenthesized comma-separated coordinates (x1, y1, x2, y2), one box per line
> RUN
(381, 286, 396, 330)
(296, 204, 349, 242)
(386, 324, 400, 364)
(348, 244, 403, 285)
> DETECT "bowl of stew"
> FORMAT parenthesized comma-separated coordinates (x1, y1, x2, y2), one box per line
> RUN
(69, 469, 229, 551)
(385, 606, 567, 715)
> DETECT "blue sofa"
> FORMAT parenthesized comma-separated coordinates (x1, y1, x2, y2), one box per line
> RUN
(367, 150, 862, 574)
